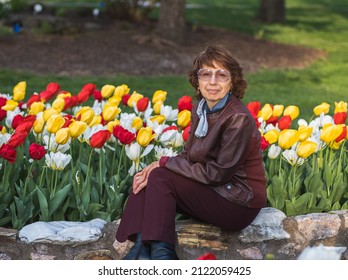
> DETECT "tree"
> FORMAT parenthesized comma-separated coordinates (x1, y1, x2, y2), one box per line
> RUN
(259, 0, 286, 23)
(156, 0, 186, 44)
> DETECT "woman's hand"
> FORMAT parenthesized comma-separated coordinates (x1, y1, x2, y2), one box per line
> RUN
(132, 161, 160, 194)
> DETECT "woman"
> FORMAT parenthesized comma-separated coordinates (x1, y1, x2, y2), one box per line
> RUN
(116, 45, 267, 260)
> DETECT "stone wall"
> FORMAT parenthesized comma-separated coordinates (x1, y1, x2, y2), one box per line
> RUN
(0, 208, 347, 260)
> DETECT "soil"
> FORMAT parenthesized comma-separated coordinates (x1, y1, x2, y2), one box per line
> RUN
(0, 15, 327, 77)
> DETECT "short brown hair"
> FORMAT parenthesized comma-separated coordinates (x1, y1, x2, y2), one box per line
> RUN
(188, 45, 247, 100)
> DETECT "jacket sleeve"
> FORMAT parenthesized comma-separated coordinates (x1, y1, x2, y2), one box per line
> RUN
(164, 113, 254, 185)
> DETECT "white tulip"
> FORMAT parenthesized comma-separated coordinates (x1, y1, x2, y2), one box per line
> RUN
(45, 151, 72, 171)
(268, 145, 281, 159)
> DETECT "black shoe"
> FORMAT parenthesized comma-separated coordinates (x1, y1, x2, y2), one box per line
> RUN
(123, 234, 150, 260)
(150, 241, 179, 260)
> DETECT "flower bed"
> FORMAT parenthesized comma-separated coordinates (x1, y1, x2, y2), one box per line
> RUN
(0, 81, 347, 229)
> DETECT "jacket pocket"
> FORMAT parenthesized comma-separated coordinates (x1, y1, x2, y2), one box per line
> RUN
(212, 180, 253, 207)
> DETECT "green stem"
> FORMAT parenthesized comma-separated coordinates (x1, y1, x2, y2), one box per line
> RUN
(110, 142, 118, 177)
(116, 145, 125, 186)
(99, 151, 103, 196)
(24, 163, 34, 195)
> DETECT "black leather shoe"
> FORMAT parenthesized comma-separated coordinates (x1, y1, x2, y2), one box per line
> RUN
(123, 234, 150, 260)
(150, 241, 179, 260)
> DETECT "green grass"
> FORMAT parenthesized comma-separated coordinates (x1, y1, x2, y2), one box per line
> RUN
(1, 0, 348, 120)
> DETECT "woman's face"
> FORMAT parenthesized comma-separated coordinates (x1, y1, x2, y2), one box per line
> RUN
(197, 61, 231, 109)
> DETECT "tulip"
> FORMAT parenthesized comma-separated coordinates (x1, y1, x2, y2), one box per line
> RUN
(268, 144, 281, 159)
(45, 82, 60, 95)
(136, 97, 150, 112)
(101, 84, 116, 99)
(283, 105, 300, 120)
(106, 119, 121, 134)
(177, 109, 191, 128)
(69, 121, 87, 138)
(152, 90, 167, 104)
(246, 101, 261, 118)
(263, 129, 279, 144)
(76, 107, 95, 125)
(150, 115, 166, 125)
(15, 115, 36, 133)
(320, 124, 343, 143)
(89, 115, 102, 127)
(298, 125, 313, 142)
(334, 101, 347, 114)
(258, 103, 273, 121)
(178, 95, 193, 112)
(260, 136, 270, 151)
(40, 90, 56, 102)
(93, 89, 102, 102)
(52, 97, 66, 112)
(7, 131, 28, 148)
(28, 143, 46, 160)
(313, 102, 330, 116)
(0, 143, 17, 164)
(333, 112, 347, 124)
(266, 115, 278, 126)
(2, 99, 18, 111)
(278, 115, 292, 130)
(0, 109, 6, 122)
(122, 94, 131, 106)
(102, 103, 121, 121)
(282, 149, 304, 166)
(335, 125, 347, 143)
(272, 105, 284, 117)
(28, 101, 45, 115)
(11, 114, 24, 130)
(57, 90, 71, 99)
(278, 129, 300, 150)
(45, 151, 72, 170)
(297, 141, 318, 158)
(26, 94, 41, 108)
(33, 117, 45, 134)
(77, 89, 91, 104)
(43, 108, 58, 122)
(182, 125, 190, 142)
(131, 116, 143, 131)
(55, 128, 71, 145)
(137, 127, 156, 147)
(13, 81, 26, 102)
(127, 91, 144, 108)
(81, 83, 96, 94)
(113, 125, 136, 145)
(0, 126, 6, 134)
(108, 95, 122, 107)
(153, 101, 163, 115)
(90, 130, 111, 148)
(46, 114, 65, 134)
(114, 84, 130, 98)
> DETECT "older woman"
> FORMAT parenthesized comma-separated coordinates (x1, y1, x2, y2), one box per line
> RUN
(116, 45, 267, 260)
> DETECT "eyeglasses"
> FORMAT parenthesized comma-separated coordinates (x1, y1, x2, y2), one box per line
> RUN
(197, 69, 231, 82)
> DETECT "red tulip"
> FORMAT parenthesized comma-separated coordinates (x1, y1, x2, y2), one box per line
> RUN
(46, 82, 60, 95)
(162, 125, 179, 134)
(77, 89, 91, 104)
(260, 136, 270, 151)
(278, 115, 292, 130)
(113, 125, 136, 145)
(335, 126, 347, 142)
(11, 114, 24, 130)
(178, 95, 193, 112)
(0, 96, 7, 107)
(26, 94, 41, 108)
(247, 101, 261, 117)
(92, 89, 102, 102)
(182, 125, 190, 142)
(28, 143, 46, 160)
(81, 83, 96, 94)
(136, 97, 150, 112)
(122, 94, 131, 106)
(266, 115, 278, 126)
(0, 144, 17, 164)
(90, 130, 111, 148)
(197, 252, 217, 260)
(7, 131, 28, 148)
(334, 112, 347, 124)
(0, 109, 6, 122)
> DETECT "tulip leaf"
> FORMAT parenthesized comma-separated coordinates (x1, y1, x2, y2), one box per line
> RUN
(332, 201, 341, 211)
(49, 184, 72, 216)
(323, 165, 334, 189)
(37, 188, 49, 221)
(293, 193, 312, 213)
(285, 200, 298, 216)
(304, 172, 323, 193)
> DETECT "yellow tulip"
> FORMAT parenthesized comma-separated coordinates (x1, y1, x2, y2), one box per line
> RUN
(320, 124, 343, 143)
(131, 117, 143, 131)
(150, 115, 166, 125)
(29, 102, 45, 115)
(263, 129, 279, 144)
(298, 125, 313, 142)
(89, 115, 102, 127)
(313, 102, 330, 116)
(76, 107, 95, 125)
(153, 101, 163, 115)
(43, 108, 58, 122)
(52, 98, 65, 112)
(177, 109, 191, 128)
(272, 105, 284, 117)
(2, 99, 18, 111)
(114, 84, 130, 98)
(297, 141, 317, 158)
(0, 126, 6, 134)
(57, 91, 71, 99)
(328, 140, 343, 150)
(33, 117, 45, 134)
(127, 91, 144, 107)
(137, 127, 156, 147)
(13, 81, 26, 102)
(102, 103, 121, 121)
(278, 129, 300, 150)
(55, 128, 70, 145)
(152, 90, 167, 104)
(107, 119, 121, 133)
(283, 105, 300, 120)
(334, 101, 347, 114)
(258, 103, 273, 121)
(108, 95, 122, 106)
(69, 121, 87, 138)
(46, 114, 65, 134)
(101, 84, 116, 99)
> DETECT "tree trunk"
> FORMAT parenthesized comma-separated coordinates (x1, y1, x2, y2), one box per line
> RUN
(156, 0, 186, 44)
(259, 0, 285, 23)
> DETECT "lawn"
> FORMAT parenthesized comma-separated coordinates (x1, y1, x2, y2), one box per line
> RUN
(1, 0, 347, 120)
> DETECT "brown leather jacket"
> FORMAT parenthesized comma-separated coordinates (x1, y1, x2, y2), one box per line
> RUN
(163, 96, 267, 208)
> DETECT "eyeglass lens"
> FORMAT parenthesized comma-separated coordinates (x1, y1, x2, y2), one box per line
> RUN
(198, 69, 230, 82)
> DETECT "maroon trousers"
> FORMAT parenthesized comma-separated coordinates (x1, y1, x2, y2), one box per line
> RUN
(116, 167, 261, 246)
